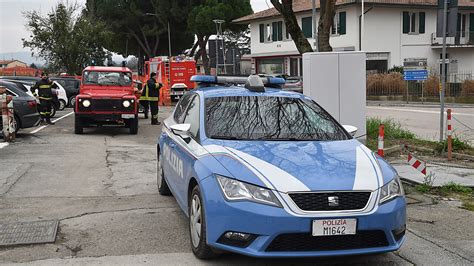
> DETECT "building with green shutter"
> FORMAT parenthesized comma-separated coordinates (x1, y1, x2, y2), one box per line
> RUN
(233, 0, 474, 77)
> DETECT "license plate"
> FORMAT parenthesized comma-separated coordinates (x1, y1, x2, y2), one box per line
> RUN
(173, 91, 184, 95)
(312, 218, 357, 236)
(121, 114, 135, 119)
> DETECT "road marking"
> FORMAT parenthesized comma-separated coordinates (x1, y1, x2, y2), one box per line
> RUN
(29, 111, 74, 134)
(367, 106, 474, 117)
(0, 142, 8, 149)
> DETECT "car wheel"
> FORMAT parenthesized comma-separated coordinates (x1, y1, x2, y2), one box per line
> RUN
(157, 154, 171, 196)
(59, 99, 66, 111)
(129, 116, 138, 135)
(189, 185, 218, 259)
(69, 96, 76, 108)
(13, 115, 21, 134)
(50, 105, 57, 118)
(74, 116, 83, 134)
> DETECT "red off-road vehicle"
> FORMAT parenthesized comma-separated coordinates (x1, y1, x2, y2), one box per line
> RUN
(74, 66, 140, 134)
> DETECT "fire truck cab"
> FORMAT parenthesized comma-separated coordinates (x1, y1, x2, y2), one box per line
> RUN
(141, 56, 196, 103)
(75, 66, 139, 135)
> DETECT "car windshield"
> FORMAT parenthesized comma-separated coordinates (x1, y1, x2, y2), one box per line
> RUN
(83, 71, 132, 86)
(205, 96, 349, 141)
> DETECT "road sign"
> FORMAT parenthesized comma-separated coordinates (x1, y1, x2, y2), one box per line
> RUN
(403, 70, 428, 81)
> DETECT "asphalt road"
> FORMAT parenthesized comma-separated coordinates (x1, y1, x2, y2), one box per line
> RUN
(0, 107, 473, 265)
(367, 102, 474, 145)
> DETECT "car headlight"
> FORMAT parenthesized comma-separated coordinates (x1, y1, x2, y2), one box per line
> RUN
(82, 99, 91, 108)
(379, 176, 404, 204)
(216, 175, 281, 207)
(122, 100, 131, 108)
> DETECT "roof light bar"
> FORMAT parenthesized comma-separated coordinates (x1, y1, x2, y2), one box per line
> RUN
(190, 75, 285, 86)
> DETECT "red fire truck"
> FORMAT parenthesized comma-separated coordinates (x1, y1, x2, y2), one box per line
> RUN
(139, 56, 196, 104)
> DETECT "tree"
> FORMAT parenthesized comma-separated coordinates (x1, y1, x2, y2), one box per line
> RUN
(22, 3, 111, 74)
(87, 0, 194, 59)
(187, 0, 253, 74)
(318, 0, 337, 52)
(270, 0, 337, 53)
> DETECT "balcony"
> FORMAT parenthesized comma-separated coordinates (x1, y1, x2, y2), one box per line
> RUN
(431, 31, 474, 48)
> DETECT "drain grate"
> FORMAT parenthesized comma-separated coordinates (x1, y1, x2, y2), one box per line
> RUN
(0, 220, 59, 246)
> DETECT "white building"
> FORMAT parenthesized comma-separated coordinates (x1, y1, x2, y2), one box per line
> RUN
(233, 0, 474, 76)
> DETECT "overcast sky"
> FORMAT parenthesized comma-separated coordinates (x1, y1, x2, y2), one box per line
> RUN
(0, 0, 270, 54)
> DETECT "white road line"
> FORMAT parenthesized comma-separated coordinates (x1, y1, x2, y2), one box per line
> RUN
(0, 142, 8, 149)
(29, 111, 74, 134)
(367, 106, 474, 117)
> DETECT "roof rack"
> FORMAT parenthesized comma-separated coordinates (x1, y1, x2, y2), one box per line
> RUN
(190, 75, 285, 92)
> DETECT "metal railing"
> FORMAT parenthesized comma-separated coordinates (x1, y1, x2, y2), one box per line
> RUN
(431, 31, 474, 46)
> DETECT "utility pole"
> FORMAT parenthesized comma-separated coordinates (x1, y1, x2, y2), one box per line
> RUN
(439, 0, 448, 142)
(168, 22, 172, 57)
(361, 0, 365, 50)
(213, 19, 224, 75)
(312, 0, 318, 51)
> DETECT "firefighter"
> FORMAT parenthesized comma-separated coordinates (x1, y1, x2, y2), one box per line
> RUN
(140, 72, 162, 125)
(31, 72, 58, 125)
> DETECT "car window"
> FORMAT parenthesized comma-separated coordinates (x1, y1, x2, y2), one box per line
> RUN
(205, 96, 349, 141)
(173, 93, 193, 123)
(182, 95, 200, 139)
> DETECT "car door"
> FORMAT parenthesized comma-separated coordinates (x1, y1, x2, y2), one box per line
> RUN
(161, 93, 193, 199)
(168, 93, 201, 208)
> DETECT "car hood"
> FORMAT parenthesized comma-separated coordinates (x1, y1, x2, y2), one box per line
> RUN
(202, 139, 384, 193)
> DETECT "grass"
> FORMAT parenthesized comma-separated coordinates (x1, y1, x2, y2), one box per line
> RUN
(411, 181, 474, 212)
(366, 118, 474, 156)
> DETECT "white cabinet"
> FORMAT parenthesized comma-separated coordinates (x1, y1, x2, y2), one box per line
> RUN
(303, 51, 366, 141)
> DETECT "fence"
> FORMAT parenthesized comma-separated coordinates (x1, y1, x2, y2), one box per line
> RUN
(366, 70, 474, 103)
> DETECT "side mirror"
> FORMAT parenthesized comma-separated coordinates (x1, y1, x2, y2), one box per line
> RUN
(342, 125, 358, 137)
(170, 123, 191, 136)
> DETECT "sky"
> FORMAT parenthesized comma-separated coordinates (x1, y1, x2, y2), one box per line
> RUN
(0, 0, 270, 54)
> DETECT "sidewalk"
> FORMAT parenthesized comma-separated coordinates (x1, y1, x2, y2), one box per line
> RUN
(392, 161, 474, 187)
(367, 100, 474, 108)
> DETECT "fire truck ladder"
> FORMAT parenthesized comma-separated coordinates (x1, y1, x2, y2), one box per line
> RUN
(164, 61, 171, 84)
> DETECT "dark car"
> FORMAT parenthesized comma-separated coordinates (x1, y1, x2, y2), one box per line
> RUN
(50, 77, 81, 107)
(0, 80, 40, 133)
(1, 79, 59, 118)
(282, 76, 303, 93)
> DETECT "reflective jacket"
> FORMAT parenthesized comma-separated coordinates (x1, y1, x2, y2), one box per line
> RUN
(31, 79, 57, 100)
(141, 78, 162, 101)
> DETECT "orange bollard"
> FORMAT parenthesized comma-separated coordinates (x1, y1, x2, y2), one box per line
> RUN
(378, 124, 385, 157)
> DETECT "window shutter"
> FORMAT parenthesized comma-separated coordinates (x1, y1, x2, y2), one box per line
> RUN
(272, 22, 278, 41)
(277, 21, 283, 41)
(419, 12, 425, 33)
(302, 17, 312, 38)
(402, 12, 410, 33)
(259, 24, 264, 43)
(339, 12, 346, 35)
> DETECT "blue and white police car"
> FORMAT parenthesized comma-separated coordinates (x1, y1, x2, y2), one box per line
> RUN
(157, 75, 406, 259)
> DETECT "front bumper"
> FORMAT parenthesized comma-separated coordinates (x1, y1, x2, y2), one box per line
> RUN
(200, 176, 406, 258)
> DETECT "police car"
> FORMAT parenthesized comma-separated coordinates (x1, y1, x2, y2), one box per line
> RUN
(157, 75, 406, 259)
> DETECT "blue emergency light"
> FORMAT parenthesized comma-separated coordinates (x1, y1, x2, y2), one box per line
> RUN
(190, 75, 285, 92)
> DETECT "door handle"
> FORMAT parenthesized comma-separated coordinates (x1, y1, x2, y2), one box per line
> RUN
(168, 142, 176, 149)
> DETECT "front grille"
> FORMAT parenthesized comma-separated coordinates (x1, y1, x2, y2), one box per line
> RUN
(78, 99, 132, 112)
(289, 192, 371, 211)
(266, 230, 388, 252)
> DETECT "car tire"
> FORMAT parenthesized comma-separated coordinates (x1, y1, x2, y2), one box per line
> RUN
(59, 99, 67, 111)
(13, 115, 20, 134)
(50, 104, 57, 118)
(74, 116, 83, 134)
(157, 154, 172, 196)
(129, 116, 138, 135)
(69, 95, 76, 108)
(189, 185, 219, 259)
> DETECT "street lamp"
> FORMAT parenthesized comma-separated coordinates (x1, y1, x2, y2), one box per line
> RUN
(145, 13, 172, 57)
(213, 19, 225, 75)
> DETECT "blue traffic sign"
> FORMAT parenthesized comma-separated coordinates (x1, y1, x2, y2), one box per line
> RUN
(404, 70, 428, 81)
